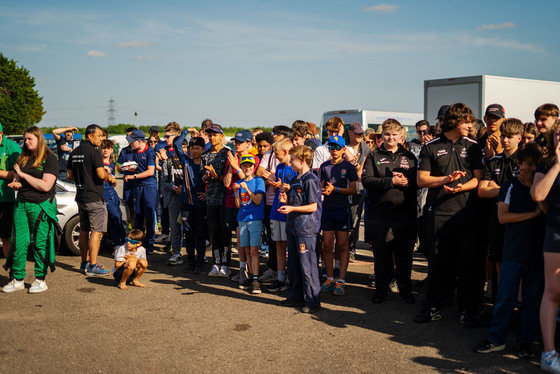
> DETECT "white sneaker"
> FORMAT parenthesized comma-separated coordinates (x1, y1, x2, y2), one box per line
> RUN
(258, 268, 277, 283)
(219, 266, 231, 277)
(542, 351, 560, 373)
(155, 234, 170, 243)
(2, 279, 25, 293)
(208, 265, 220, 277)
(29, 279, 48, 294)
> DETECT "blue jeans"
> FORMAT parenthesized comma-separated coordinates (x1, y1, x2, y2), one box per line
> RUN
(104, 186, 126, 247)
(488, 258, 544, 346)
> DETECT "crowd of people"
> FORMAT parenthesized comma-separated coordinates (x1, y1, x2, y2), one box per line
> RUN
(1, 101, 560, 372)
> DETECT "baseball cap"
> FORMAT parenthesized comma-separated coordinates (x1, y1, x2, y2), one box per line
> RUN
(437, 105, 451, 120)
(328, 135, 345, 147)
(239, 154, 256, 165)
(231, 130, 252, 142)
(149, 126, 160, 133)
(205, 124, 224, 134)
(485, 104, 505, 119)
(349, 122, 364, 134)
(126, 129, 146, 143)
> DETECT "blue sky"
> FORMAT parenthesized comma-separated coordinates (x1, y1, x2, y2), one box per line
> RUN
(1, 0, 559, 129)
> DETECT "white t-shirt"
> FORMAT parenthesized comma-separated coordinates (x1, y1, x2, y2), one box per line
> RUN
(114, 245, 147, 262)
(258, 150, 280, 206)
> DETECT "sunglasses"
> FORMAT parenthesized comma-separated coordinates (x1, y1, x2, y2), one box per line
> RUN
(328, 144, 343, 151)
(365, 140, 375, 144)
(125, 238, 141, 244)
(417, 130, 427, 134)
(164, 135, 173, 139)
(149, 141, 157, 144)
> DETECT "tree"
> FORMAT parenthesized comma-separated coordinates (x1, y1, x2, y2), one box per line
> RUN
(0, 53, 44, 134)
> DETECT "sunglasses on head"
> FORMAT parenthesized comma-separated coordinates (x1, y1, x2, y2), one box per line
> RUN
(125, 238, 141, 244)
(328, 144, 343, 151)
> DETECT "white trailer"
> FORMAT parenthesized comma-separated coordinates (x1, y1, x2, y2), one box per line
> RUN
(319, 109, 423, 143)
(424, 75, 560, 123)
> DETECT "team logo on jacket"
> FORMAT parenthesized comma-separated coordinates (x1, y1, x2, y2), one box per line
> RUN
(377, 157, 390, 164)
(299, 244, 307, 253)
(341, 169, 347, 178)
(400, 158, 410, 169)
(460, 147, 467, 158)
(494, 168, 501, 176)
(437, 149, 448, 157)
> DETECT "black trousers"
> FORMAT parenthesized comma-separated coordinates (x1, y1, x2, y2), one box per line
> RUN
(181, 203, 207, 265)
(206, 205, 230, 266)
(423, 213, 478, 314)
(368, 218, 416, 294)
(349, 191, 365, 253)
(264, 204, 277, 272)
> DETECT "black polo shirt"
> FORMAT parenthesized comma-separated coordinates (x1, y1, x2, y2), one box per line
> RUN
(481, 151, 519, 226)
(418, 133, 483, 216)
(67, 140, 105, 203)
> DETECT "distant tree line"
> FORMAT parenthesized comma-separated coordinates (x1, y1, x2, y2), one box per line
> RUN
(40, 124, 273, 136)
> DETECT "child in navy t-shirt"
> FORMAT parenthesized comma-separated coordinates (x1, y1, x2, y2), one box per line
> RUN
(475, 143, 544, 358)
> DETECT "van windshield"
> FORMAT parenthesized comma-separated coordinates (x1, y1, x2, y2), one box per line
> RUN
(320, 112, 362, 143)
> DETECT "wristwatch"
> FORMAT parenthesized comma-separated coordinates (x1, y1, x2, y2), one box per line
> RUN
(133, 174, 137, 179)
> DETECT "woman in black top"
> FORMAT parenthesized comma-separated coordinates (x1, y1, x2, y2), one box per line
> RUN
(2, 126, 59, 294)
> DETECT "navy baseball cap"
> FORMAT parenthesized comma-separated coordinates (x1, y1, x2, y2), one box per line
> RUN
(126, 129, 146, 143)
(205, 124, 224, 134)
(149, 126, 160, 133)
(231, 130, 252, 142)
(328, 135, 345, 147)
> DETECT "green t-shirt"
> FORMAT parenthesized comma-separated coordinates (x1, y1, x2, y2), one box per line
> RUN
(0, 137, 22, 202)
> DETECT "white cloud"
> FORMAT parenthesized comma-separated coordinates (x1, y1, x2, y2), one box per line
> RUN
(18, 44, 47, 52)
(460, 34, 545, 53)
(87, 50, 107, 57)
(115, 40, 153, 48)
(363, 4, 401, 13)
(135, 56, 154, 61)
(477, 22, 516, 31)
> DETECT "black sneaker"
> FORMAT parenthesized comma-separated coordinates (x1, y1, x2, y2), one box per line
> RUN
(251, 279, 261, 294)
(372, 291, 386, 304)
(414, 307, 441, 323)
(474, 339, 505, 354)
(268, 280, 287, 292)
(517, 342, 534, 358)
(239, 278, 252, 290)
(400, 291, 415, 304)
(459, 311, 478, 328)
(194, 263, 205, 274)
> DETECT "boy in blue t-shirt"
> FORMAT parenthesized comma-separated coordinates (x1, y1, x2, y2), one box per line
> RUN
(318, 135, 358, 296)
(267, 139, 295, 292)
(101, 140, 126, 249)
(234, 154, 266, 294)
(278, 145, 322, 313)
(475, 143, 545, 358)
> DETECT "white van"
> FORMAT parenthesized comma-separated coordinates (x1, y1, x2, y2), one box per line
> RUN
(319, 109, 423, 143)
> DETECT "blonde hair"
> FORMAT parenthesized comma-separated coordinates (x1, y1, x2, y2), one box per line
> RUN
(273, 138, 293, 153)
(289, 145, 314, 166)
(164, 121, 181, 134)
(17, 126, 51, 169)
(382, 118, 402, 133)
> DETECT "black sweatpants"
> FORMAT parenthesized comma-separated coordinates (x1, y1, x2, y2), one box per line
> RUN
(368, 218, 416, 294)
(206, 204, 230, 267)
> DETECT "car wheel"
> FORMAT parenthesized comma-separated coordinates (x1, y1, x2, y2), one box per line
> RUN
(63, 215, 81, 255)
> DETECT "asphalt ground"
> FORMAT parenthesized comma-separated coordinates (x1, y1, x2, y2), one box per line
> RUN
(0, 240, 544, 374)
(0, 179, 544, 373)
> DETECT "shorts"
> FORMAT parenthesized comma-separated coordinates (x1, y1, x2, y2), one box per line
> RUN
(270, 219, 287, 242)
(321, 206, 352, 232)
(226, 207, 239, 231)
(0, 201, 15, 238)
(238, 220, 263, 247)
(78, 200, 108, 233)
(113, 263, 137, 283)
(543, 227, 560, 253)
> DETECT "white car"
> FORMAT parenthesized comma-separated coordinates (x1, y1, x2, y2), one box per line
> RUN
(56, 180, 129, 255)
